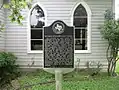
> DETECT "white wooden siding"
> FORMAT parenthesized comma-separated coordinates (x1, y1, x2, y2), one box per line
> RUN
(5, 0, 112, 69)
(0, 7, 5, 51)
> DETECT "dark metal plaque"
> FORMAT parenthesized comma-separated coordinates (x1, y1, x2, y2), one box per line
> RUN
(44, 20, 74, 68)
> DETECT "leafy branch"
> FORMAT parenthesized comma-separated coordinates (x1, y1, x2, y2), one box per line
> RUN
(0, 21, 4, 32)
(3, 0, 32, 25)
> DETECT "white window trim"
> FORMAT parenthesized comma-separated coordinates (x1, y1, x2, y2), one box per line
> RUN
(71, 0, 92, 54)
(27, 3, 47, 53)
(113, 0, 115, 14)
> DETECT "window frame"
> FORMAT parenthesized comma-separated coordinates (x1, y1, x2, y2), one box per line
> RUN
(71, 1, 92, 53)
(27, 3, 47, 53)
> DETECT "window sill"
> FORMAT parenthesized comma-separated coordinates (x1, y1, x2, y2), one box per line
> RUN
(27, 50, 91, 54)
(27, 50, 43, 54)
(75, 50, 91, 53)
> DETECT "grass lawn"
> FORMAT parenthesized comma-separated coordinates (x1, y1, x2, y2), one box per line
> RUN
(17, 69, 119, 90)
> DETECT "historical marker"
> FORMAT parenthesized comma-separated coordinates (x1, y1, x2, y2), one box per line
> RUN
(44, 20, 74, 68)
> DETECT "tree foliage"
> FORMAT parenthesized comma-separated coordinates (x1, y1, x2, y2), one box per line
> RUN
(0, 51, 20, 88)
(100, 10, 119, 76)
(3, 0, 32, 25)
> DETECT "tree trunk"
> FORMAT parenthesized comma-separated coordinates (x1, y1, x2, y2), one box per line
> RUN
(106, 45, 118, 76)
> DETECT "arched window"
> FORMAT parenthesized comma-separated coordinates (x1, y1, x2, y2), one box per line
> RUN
(28, 3, 46, 53)
(74, 4, 87, 50)
(72, 2, 91, 53)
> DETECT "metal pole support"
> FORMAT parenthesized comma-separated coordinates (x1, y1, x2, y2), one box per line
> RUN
(55, 70, 62, 90)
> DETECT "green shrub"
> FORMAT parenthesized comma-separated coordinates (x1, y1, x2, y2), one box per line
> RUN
(100, 10, 119, 76)
(0, 51, 20, 87)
